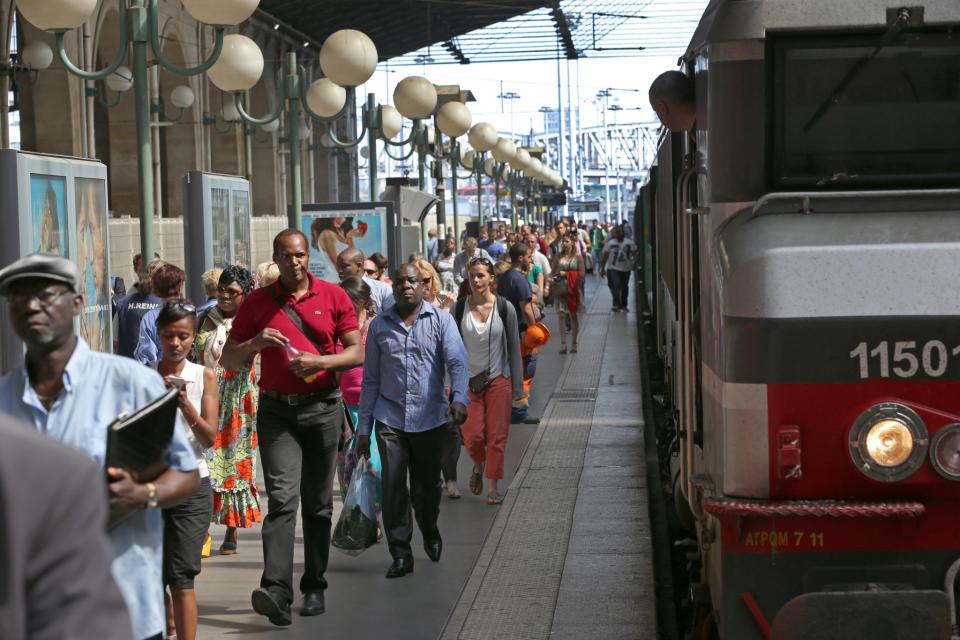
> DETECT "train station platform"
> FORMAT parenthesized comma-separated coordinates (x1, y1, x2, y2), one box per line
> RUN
(196, 278, 657, 639)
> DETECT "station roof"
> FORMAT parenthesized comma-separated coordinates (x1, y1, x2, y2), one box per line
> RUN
(256, 0, 553, 62)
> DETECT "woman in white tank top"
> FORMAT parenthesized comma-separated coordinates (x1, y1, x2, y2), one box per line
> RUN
(153, 300, 219, 640)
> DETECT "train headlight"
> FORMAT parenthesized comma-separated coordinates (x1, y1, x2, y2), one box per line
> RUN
(930, 424, 960, 481)
(849, 403, 928, 482)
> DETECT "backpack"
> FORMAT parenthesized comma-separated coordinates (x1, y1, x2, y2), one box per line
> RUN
(454, 295, 509, 337)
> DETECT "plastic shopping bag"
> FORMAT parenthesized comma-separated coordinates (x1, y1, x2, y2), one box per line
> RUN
(337, 429, 383, 504)
(332, 458, 379, 556)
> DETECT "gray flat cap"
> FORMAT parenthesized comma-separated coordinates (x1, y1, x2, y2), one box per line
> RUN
(0, 254, 81, 295)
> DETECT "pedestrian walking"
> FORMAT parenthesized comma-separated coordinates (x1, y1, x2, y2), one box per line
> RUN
(434, 236, 458, 296)
(113, 258, 163, 357)
(151, 301, 219, 640)
(455, 257, 524, 505)
(221, 229, 363, 626)
(0, 254, 200, 640)
(496, 243, 540, 425)
(134, 262, 186, 364)
(551, 232, 586, 353)
(600, 225, 636, 312)
(336, 247, 394, 315)
(193, 266, 261, 555)
(357, 263, 469, 579)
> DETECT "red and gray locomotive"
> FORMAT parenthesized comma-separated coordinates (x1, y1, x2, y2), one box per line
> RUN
(637, 1, 960, 637)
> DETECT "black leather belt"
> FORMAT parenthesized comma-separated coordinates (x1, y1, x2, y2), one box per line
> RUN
(261, 388, 341, 406)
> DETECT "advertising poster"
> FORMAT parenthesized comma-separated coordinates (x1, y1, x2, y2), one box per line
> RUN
(232, 189, 251, 268)
(75, 178, 111, 352)
(211, 187, 230, 267)
(301, 207, 387, 283)
(30, 174, 67, 256)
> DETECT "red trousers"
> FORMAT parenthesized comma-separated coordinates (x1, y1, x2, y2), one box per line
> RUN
(461, 375, 513, 480)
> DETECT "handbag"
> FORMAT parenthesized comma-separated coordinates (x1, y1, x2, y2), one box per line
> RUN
(552, 272, 568, 298)
(273, 294, 356, 433)
(467, 302, 494, 394)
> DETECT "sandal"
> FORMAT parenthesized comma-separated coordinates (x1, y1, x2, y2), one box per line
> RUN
(218, 542, 238, 556)
(559, 345, 568, 355)
(446, 480, 461, 499)
(571, 344, 578, 353)
(486, 492, 504, 506)
(469, 466, 484, 495)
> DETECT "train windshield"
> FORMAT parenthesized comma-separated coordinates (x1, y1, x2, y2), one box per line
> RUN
(771, 31, 960, 188)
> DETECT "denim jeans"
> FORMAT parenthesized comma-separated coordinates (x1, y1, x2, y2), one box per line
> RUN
(257, 395, 343, 603)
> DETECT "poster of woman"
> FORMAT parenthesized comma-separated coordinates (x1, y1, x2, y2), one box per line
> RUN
(30, 175, 67, 256)
(302, 210, 386, 282)
(75, 178, 111, 352)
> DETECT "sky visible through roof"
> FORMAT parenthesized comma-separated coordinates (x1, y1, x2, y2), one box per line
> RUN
(357, 0, 709, 137)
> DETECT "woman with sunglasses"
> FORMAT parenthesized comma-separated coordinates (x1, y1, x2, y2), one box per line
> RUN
(194, 266, 261, 555)
(414, 257, 454, 312)
(550, 231, 586, 354)
(456, 257, 524, 505)
(152, 300, 219, 640)
(368, 252, 392, 285)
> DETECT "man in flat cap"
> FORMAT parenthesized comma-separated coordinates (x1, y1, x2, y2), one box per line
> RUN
(0, 254, 200, 640)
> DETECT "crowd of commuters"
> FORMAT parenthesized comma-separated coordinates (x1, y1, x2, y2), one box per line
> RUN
(0, 217, 633, 639)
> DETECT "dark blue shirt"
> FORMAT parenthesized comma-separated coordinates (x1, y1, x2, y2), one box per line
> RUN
(487, 240, 507, 261)
(497, 269, 533, 334)
(115, 292, 162, 358)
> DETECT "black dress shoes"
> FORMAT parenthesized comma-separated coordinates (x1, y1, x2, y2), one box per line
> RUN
(424, 536, 442, 562)
(300, 591, 325, 616)
(386, 557, 414, 578)
(251, 588, 292, 626)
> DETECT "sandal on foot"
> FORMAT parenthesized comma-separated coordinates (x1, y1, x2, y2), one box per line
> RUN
(486, 492, 504, 506)
(571, 344, 578, 353)
(219, 541, 238, 556)
(559, 345, 568, 354)
(469, 467, 483, 495)
(446, 481, 461, 499)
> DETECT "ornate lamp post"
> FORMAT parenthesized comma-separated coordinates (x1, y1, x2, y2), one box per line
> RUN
(465, 122, 497, 227)
(213, 29, 377, 229)
(19, 0, 258, 264)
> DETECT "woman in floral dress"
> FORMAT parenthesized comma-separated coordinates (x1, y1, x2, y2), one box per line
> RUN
(193, 265, 260, 554)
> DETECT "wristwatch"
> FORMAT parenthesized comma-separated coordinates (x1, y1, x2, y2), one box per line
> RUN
(144, 482, 159, 509)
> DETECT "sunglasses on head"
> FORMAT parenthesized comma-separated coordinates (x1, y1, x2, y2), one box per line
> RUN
(165, 300, 196, 314)
(469, 257, 493, 266)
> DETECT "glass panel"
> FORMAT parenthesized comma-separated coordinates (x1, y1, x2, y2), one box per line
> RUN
(30, 175, 68, 256)
(75, 178, 111, 352)
(772, 31, 960, 187)
(210, 187, 230, 267)
(232, 189, 251, 268)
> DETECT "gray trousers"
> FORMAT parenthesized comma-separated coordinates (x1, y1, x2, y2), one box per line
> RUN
(257, 395, 342, 603)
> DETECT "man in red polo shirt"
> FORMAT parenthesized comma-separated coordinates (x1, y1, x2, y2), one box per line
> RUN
(221, 229, 363, 627)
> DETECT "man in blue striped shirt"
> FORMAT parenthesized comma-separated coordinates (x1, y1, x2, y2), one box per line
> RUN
(357, 263, 469, 579)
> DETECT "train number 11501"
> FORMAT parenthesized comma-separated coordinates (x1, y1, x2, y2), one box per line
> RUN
(850, 341, 960, 379)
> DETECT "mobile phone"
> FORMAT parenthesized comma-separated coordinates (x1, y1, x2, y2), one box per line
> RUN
(168, 376, 188, 389)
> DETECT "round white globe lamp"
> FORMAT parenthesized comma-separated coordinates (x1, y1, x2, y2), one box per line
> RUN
(207, 34, 264, 92)
(16, 0, 98, 31)
(394, 76, 437, 120)
(319, 29, 378, 88)
(467, 122, 498, 152)
(21, 41, 54, 70)
(436, 101, 472, 137)
(491, 137, 517, 163)
(305, 78, 346, 118)
(106, 65, 133, 93)
(182, 0, 259, 26)
(380, 105, 402, 139)
(170, 85, 195, 109)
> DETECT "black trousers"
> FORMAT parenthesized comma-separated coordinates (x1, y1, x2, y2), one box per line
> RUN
(607, 269, 631, 308)
(257, 395, 342, 603)
(441, 424, 461, 483)
(376, 423, 447, 560)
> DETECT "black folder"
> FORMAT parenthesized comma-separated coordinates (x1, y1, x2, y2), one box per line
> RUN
(105, 387, 179, 529)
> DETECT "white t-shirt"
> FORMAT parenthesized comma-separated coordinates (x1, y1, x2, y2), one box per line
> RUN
(150, 360, 209, 478)
(605, 238, 636, 272)
(461, 304, 505, 379)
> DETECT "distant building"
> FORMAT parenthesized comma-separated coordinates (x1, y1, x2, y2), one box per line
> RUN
(542, 107, 580, 135)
